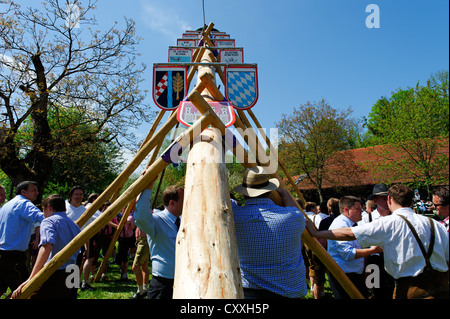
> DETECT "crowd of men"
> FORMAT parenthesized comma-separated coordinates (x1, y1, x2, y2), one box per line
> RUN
(0, 167, 448, 300)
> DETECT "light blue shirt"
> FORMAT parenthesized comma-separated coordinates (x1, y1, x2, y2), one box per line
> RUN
(134, 189, 179, 279)
(328, 214, 364, 274)
(39, 212, 81, 270)
(232, 198, 307, 298)
(0, 195, 44, 251)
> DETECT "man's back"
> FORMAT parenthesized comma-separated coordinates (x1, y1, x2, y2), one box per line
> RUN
(40, 212, 81, 269)
(233, 198, 307, 298)
(354, 207, 449, 279)
(134, 189, 179, 279)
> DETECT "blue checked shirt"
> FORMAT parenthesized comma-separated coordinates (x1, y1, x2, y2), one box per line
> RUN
(232, 198, 307, 298)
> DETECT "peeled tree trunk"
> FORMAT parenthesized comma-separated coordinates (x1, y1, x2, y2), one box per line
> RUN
(173, 128, 244, 299)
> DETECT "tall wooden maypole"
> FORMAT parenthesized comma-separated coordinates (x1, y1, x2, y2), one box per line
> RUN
(18, 22, 364, 300)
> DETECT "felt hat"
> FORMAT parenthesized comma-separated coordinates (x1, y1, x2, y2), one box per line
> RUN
(233, 166, 279, 197)
(368, 183, 389, 200)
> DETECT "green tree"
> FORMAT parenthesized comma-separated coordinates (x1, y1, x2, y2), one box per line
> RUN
(364, 70, 449, 196)
(0, 0, 154, 200)
(10, 105, 124, 200)
(277, 99, 357, 202)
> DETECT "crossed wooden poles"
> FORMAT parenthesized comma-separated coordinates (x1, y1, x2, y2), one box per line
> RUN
(18, 23, 364, 299)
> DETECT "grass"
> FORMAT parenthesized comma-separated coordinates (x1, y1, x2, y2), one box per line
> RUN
(305, 273, 335, 299)
(80, 256, 334, 299)
(77, 258, 140, 299)
(2, 254, 334, 299)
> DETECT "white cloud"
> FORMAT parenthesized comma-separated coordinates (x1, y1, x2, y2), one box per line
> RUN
(0, 53, 34, 82)
(141, 2, 193, 39)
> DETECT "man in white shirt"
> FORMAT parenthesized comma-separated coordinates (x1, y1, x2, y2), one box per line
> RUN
(307, 184, 449, 299)
(65, 186, 95, 291)
(361, 184, 394, 299)
(362, 184, 391, 223)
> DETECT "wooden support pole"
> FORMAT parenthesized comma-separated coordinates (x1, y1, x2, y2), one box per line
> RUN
(109, 109, 167, 202)
(18, 159, 168, 299)
(235, 110, 272, 169)
(18, 112, 214, 299)
(188, 79, 364, 299)
(233, 113, 363, 299)
(173, 128, 243, 299)
(93, 199, 136, 282)
(187, 22, 215, 88)
(244, 109, 307, 207)
(94, 110, 175, 281)
(200, 73, 225, 102)
(189, 90, 225, 135)
(75, 110, 179, 228)
(207, 51, 226, 85)
(187, 47, 206, 88)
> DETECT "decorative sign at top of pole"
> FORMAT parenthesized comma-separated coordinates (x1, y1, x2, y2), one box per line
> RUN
(225, 64, 258, 110)
(152, 25, 259, 119)
(152, 64, 187, 110)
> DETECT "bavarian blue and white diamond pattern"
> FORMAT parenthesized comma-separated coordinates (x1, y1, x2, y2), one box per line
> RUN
(227, 71, 257, 109)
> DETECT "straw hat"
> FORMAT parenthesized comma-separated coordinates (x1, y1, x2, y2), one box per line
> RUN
(233, 166, 280, 197)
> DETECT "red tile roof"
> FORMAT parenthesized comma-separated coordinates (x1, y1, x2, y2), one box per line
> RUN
(292, 139, 449, 190)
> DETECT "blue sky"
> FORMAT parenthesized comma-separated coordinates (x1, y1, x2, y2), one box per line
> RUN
(13, 0, 450, 143)
(91, 0, 449, 132)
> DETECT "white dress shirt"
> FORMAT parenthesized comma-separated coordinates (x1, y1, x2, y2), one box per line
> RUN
(353, 207, 449, 279)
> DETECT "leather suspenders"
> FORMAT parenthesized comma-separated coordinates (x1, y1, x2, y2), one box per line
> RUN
(398, 215, 436, 271)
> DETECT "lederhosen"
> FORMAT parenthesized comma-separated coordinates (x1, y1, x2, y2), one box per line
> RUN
(394, 215, 449, 299)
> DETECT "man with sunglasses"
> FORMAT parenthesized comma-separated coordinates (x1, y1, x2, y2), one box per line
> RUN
(432, 187, 449, 233)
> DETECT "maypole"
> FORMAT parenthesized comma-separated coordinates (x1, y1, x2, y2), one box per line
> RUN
(18, 19, 364, 300)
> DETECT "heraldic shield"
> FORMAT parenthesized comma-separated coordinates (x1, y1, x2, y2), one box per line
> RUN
(225, 64, 258, 110)
(153, 65, 187, 110)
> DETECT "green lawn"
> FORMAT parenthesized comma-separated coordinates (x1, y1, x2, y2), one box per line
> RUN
(77, 258, 139, 299)
(79, 257, 334, 299)
(2, 255, 334, 299)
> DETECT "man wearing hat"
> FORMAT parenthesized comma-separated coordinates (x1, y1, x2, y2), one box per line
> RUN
(361, 183, 394, 299)
(363, 184, 391, 223)
(232, 166, 307, 299)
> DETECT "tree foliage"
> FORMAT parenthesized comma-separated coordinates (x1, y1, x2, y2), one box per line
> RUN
(277, 99, 357, 202)
(364, 70, 449, 195)
(0, 0, 154, 198)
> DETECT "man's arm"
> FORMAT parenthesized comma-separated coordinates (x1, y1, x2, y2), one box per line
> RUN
(355, 246, 383, 258)
(276, 187, 298, 208)
(134, 174, 158, 237)
(305, 219, 356, 241)
(134, 189, 155, 238)
(11, 243, 52, 299)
